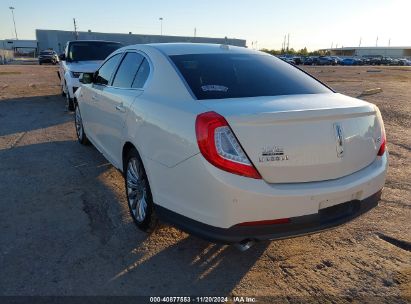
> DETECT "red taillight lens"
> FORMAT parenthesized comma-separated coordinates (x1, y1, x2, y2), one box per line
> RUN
(375, 106, 386, 157)
(377, 136, 386, 156)
(377, 126, 386, 156)
(195, 111, 262, 179)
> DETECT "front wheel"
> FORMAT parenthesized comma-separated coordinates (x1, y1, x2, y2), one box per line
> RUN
(74, 104, 89, 145)
(66, 91, 75, 111)
(125, 149, 158, 233)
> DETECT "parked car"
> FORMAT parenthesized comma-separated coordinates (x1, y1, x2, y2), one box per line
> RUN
(303, 56, 315, 65)
(340, 58, 358, 66)
(380, 57, 393, 65)
(331, 56, 343, 65)
(38, 50, 58, 65)
(292, 56, 304, 65)
(368, 57, 383, 65)
(58, 40, 123, 111)
(74, 43, 388, 247)
(317, 56, 337, 65)
(278, 56, 295, 65)
(398, 58, 411, 66)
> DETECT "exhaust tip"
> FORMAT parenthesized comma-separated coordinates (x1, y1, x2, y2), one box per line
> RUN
(234, 239, 256, 252)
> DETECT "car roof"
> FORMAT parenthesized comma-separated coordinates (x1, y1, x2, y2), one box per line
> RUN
(127, 43, 261, 56)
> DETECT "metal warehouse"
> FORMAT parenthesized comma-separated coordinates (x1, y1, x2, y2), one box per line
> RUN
(328, 46, 411, 58)
(36, 29, 246, 53)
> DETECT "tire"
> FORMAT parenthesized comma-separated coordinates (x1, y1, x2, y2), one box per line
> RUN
(74, 104, 89, 145)
(65, 84, 75, 111)
(124, 148, 158, 233)
(61, 80, 67, 97)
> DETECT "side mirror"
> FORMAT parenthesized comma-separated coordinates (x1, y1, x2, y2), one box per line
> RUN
(59, 53, 66, 61)
(79, 73, 94, 84)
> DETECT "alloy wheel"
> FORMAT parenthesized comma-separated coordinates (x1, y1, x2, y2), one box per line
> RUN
(126, 158, 148, 223)
(75, 106, 83, 141)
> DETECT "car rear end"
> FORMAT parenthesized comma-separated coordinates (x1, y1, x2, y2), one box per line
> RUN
(154, 48, 388, 244)
(38, 51, 56, 64)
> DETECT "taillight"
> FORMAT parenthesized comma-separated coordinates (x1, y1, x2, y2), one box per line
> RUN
(377, 132, 386, 156)
(374, 105, 387, 156)
(375, 105, 386, 157)
(195, 111, 262, 179)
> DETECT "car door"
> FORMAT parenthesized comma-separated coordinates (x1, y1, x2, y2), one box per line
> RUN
(82, 53, 122, 151)
(97, 51, 149, 168)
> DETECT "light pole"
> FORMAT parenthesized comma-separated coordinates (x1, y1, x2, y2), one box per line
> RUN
(9, 6, 18, 40)
(159, 17, 163, 36)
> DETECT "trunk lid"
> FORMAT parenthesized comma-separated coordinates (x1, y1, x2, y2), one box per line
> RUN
(202, 93, 382, 183)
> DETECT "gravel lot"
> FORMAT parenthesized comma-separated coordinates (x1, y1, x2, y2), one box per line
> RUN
(0, 65, 410, 302)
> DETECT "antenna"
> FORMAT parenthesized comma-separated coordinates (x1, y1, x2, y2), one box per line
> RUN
(73, 18, 78, 40)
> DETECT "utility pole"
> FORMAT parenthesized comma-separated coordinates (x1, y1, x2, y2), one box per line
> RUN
(287, 33, 290, 51)
(194, 27, 196, 38)
(9, 7, 18, 40)
(73, 18, 78, 40)
(376, 36, 378, 47)
(359, 37, 362, 47)
(159, 17, 163, 36)
(388, 38, 391, 47)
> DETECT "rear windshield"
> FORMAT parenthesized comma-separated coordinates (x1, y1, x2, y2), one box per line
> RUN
(68, 42, 122, 62)
(170, 53, 331, 100)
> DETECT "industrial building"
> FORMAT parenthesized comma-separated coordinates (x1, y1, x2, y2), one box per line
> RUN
(35, 29, 246, 53)
(328, 46, 411, 58)
(0, 39, 38, 55)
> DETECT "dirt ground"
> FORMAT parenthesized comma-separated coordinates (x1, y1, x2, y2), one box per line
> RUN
(0, 64, 410, 303)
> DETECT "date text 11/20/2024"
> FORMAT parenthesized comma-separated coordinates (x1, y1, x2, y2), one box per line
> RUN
(149, 296, 257, 303)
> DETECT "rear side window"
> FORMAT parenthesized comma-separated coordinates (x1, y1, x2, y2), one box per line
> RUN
(132, 58, 150, 88)
(170, 53, 331, 100)
(95, 54, 121, 85)
(112, 52, 144, 88)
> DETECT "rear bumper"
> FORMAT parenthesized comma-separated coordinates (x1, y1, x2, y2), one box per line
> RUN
(39, 57, 55, 63)
(156, 189, 382, 244)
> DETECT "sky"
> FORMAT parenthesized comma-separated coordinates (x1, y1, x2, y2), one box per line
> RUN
(0, 0, 410, 50)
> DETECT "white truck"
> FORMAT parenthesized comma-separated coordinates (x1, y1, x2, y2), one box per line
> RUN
(58, 40, 123, 110)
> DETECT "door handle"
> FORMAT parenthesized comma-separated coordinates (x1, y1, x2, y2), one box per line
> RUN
(115, 104, 126, 113)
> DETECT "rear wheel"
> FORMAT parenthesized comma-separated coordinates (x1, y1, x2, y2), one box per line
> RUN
(125, 149, 158, 233)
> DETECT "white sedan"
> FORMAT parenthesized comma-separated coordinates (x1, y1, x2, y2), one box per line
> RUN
(74, 43, 388, 245)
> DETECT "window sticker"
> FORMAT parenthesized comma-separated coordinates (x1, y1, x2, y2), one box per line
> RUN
(201, 85, 229, 92)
